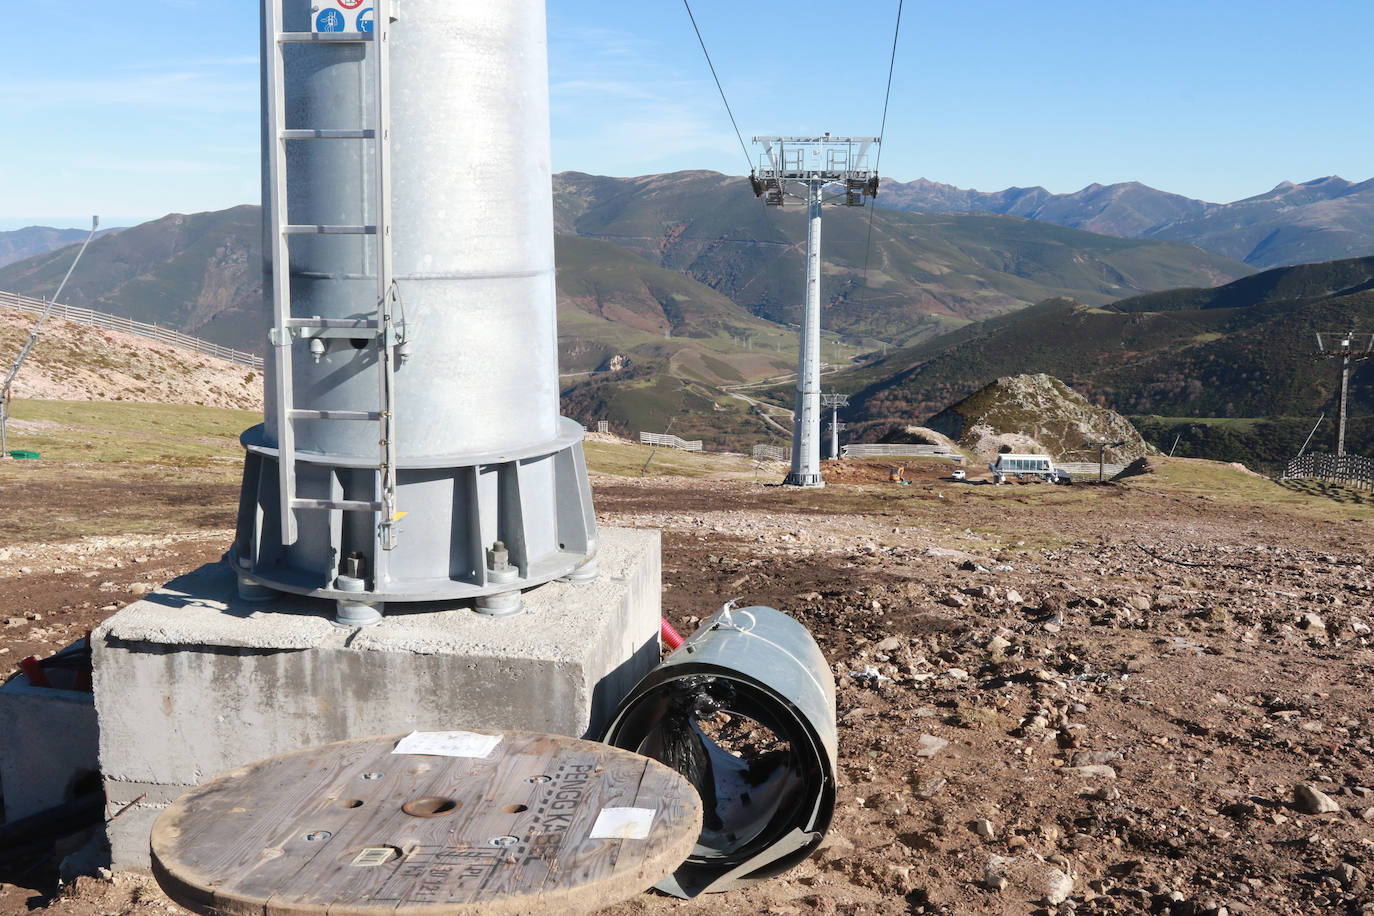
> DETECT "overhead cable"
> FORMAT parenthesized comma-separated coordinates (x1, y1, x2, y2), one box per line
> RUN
(858, 0, 905, 332)
(875, 0, 903, 171)
(682, 0, 754, 173)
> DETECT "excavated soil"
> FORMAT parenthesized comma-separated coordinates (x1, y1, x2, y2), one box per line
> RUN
(3, 460, 1374, 916)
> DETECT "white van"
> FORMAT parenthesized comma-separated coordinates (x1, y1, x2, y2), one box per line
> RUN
(989, 453, 1067, 484)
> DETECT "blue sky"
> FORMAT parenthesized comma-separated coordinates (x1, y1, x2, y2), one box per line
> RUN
(5, 0, 1372, 229)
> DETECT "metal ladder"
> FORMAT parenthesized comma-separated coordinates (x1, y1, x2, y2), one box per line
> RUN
(262, 0, 399, 552)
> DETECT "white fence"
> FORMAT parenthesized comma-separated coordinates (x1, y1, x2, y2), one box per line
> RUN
(1056, 461, 1127, 479)
(752, 443, 789, 461)
(639, 431, 703, 452)
(1283, 452, 1373, 490)
(841, 443, 962, 460)
(0, 290, 264, 370)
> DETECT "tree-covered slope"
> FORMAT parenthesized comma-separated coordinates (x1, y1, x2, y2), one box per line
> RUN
(833, 256, 1374, 435)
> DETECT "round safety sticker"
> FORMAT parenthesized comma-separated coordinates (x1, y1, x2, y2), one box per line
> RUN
(337, 0, 364, 8)
(356, 7, 374, 32)
(314, 8, 346, 31)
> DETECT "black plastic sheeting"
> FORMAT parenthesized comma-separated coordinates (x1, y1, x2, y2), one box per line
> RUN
(601, 604, 836, 897)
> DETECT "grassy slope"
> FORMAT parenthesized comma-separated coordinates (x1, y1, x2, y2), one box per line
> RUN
(6, 401, 1370, 552)
(1131, 415, 1374, 475)
(831, 257, 1374, 436)
(555, 234, 797, 378)
(4, 399, 257, 467)
(583, 439, 760, 478)
(0, 399, 256, 543)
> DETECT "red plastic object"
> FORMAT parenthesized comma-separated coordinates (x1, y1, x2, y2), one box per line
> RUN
(19, 655, 51, 688)
(660, 618, 685, 651)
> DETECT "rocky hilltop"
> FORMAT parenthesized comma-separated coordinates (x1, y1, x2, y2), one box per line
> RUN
(926, 374, 1152, 460)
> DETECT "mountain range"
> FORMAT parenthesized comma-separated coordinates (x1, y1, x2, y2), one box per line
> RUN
(0, 207, 264, 352)
(0, 172, 1252, 357)
(0, 224, 123, 269)
(878, 175, 1374, 269)
(555, 171, 1250, 349)
(3, 170, 1372, 456)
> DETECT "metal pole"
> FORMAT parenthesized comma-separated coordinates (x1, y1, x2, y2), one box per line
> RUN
(1337, 353, 1350, 457)
(1298, 413, 1324, 458)
(1, 216, 98, 459)
(785, 180, 823, 487)
(830, 405, 839, 460)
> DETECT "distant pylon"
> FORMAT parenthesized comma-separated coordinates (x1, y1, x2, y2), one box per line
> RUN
(1315, 331, 1373, 456)
(822, 391, 849, 460)
(751, 135, 878, 487)
(1083, 438, 1125, 483)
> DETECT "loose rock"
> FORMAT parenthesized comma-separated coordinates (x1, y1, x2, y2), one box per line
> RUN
(1293, 783, 1341, 814)
(916, 735, 950, 758)
(982, 854, 1074, 905)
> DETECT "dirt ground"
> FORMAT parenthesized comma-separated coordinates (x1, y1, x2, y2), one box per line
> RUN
(3, 458, 1374, 916)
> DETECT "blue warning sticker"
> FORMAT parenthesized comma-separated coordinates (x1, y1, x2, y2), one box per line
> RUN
(356, 8, 374, 32)
(314, 8, 346, 32)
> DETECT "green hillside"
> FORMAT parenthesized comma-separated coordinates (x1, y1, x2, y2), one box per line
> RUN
(555, 234, 781, 345)
(556, 171, 1254, 347)
(830, 257, 1374, 451)
(1110, 255, 1374, 313)
(1133, 415, 1374, 474)
(553, 234, 799, 444)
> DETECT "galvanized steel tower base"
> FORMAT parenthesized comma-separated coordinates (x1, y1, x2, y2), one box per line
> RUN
(232, 0, 598, 623)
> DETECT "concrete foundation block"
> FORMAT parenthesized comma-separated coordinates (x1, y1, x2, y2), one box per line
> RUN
(0, 654, 100, 822)
(91, 526, 660, 871)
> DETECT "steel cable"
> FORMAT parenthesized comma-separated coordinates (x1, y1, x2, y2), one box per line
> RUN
(858, 0, 905, 331)
(682, 0, 754, 172)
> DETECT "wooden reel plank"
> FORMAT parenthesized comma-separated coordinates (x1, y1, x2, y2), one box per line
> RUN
(151, 732, 702, 916)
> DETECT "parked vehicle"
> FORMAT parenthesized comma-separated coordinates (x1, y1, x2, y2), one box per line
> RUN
(988, 453, 1061, 484)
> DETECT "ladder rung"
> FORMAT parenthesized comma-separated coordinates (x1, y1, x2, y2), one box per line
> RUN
(285, 318, 380, 330)
(283, 224, 376, 235)
(278, 32, 374, 43)
(291, 498, 383, 512)
(280, 129, 375, 140)
(287, 409, 382, 421)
